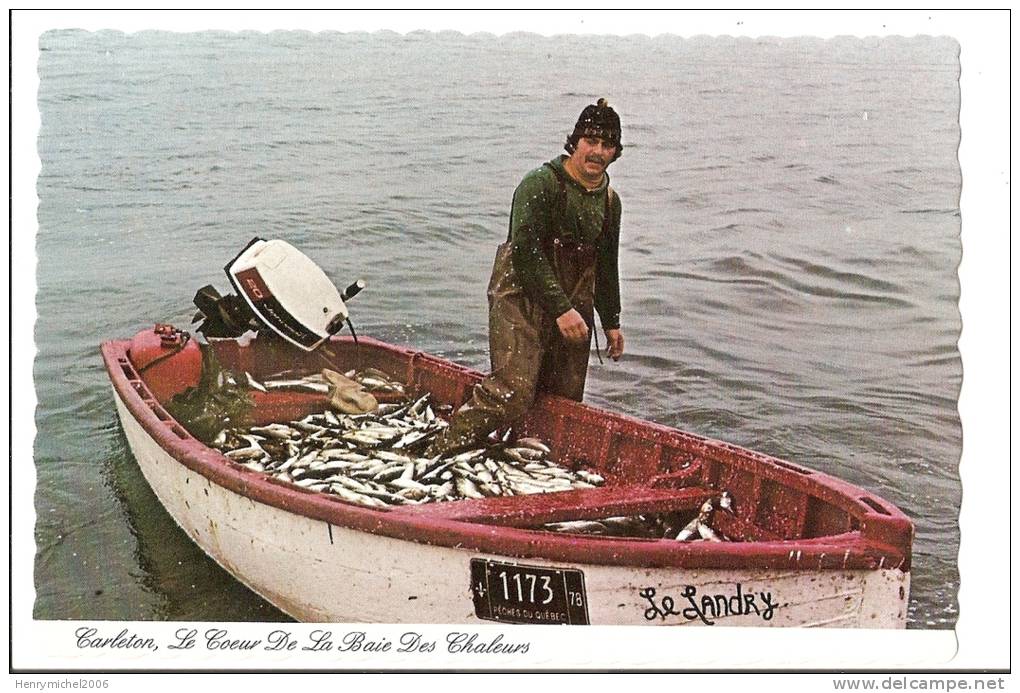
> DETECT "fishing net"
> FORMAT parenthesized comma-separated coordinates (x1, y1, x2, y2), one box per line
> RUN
(165, 343, 254, 444)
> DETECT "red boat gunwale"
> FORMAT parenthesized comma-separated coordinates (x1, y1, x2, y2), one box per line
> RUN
(101, 333, 912, 572)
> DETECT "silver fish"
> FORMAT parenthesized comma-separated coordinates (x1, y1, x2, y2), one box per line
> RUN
(389, 477, 428, 492)
(515, 437, 551, 454)
(263, 379, 331, 394)
(698, 522, 723, 542)
(328, 484, 388, 508)
(396, 487, 429, 502)
(406, 393, 431, 418)
(391, 430, 430, 449)
(451, 448, 487, 464)
(545, 520, 608, 534)
(245, 372, 268, 393)
(250, 424, 295, 440)
(429, 482, 455, 500)
(455, 477, 485, 500)
(501, 448, 534, 466)
(512, 447, 546, 462)
(420, 459, 456, 483)
(292, 420, 327, 433)
(575, 470, 605, 485)
(373, 450, 414, 464)
(373, 465, 405, 483)
(224, 447, 266, 461)
(358, 367, 394, 381)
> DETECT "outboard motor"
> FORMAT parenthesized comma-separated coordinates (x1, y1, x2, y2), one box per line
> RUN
(193, 237, 365, 350)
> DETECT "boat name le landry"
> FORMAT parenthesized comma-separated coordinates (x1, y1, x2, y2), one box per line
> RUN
(640, 584, 778, 625)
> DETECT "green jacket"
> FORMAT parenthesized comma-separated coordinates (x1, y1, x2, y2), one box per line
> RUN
(508, 155, 622, 330)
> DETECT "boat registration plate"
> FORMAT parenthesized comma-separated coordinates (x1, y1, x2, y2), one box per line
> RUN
(470, 558, 589, 625)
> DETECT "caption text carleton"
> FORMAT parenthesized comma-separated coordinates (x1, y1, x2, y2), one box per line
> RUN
(74, 627, 530, 655)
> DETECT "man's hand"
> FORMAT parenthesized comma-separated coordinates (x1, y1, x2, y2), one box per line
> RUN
(556, 309, 590, 344)
(605, 328, 625, 361)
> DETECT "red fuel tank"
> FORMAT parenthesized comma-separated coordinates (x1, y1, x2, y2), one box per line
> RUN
(127, 324, 203, 404)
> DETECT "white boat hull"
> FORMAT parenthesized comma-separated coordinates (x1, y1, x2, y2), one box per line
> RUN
(112, 385, 909, 627)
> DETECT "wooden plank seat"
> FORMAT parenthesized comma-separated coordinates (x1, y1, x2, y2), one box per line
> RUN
(393, 484, 717, 528)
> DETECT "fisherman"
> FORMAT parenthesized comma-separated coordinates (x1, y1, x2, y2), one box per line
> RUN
(427, 98, 626, 456)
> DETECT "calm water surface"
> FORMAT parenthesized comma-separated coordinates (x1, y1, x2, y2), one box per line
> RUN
(34, 30, 961, 627)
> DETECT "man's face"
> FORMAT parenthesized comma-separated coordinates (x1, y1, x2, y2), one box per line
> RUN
(570, 135, 617, 179)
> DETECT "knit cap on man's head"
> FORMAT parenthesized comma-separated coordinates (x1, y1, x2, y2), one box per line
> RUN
(565, 98, 623, 159)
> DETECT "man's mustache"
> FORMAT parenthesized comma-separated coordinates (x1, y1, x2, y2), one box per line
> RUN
(585, 156, 606, 165)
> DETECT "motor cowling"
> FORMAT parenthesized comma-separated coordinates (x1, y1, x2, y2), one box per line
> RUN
(192, 238, 365, 352)
(226, 238, 350, 351)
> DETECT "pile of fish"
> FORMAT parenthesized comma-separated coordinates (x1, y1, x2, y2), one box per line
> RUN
(247, 368, 406, 397)
(672, 493, 733, 541)
(205, 369, 734, 540)
(542, 493, 734, 542)
(211, 390, 606, 509)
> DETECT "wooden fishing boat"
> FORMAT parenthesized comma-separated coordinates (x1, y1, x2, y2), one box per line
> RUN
(101, 324, 912, 627)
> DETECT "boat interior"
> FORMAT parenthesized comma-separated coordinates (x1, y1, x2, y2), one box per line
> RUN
(108, 329, 912, 566)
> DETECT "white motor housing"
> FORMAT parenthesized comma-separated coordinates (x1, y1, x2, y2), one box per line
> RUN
(226, 238, 354, 351)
